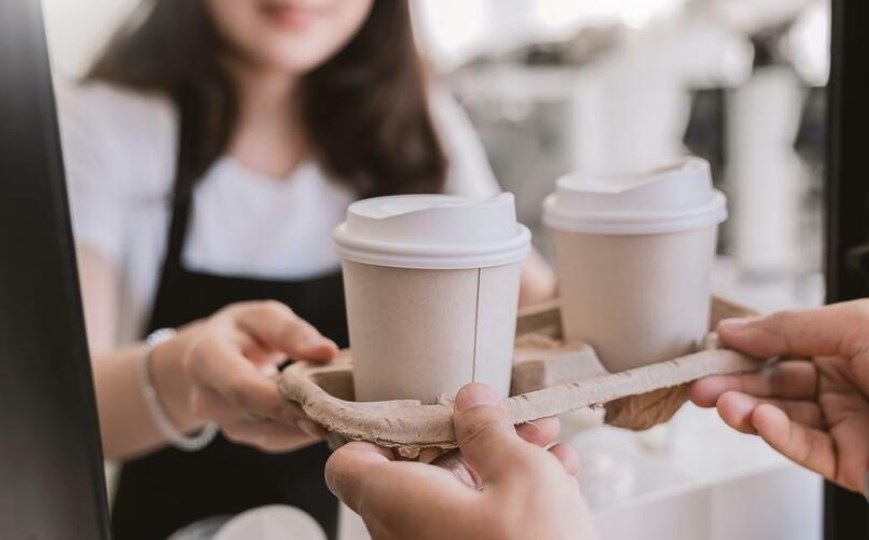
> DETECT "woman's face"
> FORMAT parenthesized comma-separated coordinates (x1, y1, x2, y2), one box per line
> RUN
(206, 0, 375, 74)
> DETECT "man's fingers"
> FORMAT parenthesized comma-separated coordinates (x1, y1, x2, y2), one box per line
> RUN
(433, 416, 562, 489)
(548, 443, 580, 476)
(515, 417, 560, 447)
(717, 301, 869, 361)
(231, 301, 338, 362)
(330, 448, 478, 537)
(690, 360, 818, 407)
(751, 403, 837, 482)
(325, 442, 395, 512)
(715, 394, 839, 486)
(453, 383, 534, 483)
(716, 391, 826, 432)
(431, 450, 482, 489)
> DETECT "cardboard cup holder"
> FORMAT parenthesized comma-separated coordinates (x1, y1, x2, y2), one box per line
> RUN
(278, 296, 760, 459)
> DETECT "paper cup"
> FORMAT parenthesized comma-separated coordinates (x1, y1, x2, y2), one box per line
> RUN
(543, 158, 727, 372)
(335, 194, 531, 403)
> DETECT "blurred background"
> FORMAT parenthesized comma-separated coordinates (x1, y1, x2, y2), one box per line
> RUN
(43, 0, 831, 538)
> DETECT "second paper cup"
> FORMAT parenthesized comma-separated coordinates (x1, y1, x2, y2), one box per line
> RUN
(543, 158, 728, 372)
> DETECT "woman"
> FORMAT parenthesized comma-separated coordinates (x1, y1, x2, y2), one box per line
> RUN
(58, 0, 556, 538)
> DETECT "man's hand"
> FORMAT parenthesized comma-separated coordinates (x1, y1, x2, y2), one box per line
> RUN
(326, 383, 598, 540)
(691, 300, 869, 493)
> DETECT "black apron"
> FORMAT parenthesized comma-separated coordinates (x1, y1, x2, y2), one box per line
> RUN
(111, 179, 347, 539)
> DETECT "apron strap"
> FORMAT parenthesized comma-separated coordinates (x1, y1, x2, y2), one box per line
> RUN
(162, 190, 193, 273)
(162, 87, 210, 273)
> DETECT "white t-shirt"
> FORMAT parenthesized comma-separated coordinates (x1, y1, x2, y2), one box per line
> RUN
(57, 82, 500, 346)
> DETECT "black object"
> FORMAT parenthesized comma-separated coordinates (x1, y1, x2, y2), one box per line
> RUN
(683, 87, 730, 254)
(825, 0, 869, 538)
(0, 0, 112, 539)
(795, 86, 827, 168)
(110, 106, 347, 540)
(683, 88, 728, 177)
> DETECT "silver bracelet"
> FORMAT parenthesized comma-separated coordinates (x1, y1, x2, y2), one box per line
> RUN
(140, 328, 219, 452)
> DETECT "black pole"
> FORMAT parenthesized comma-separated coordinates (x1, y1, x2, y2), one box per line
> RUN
(824, 0, 869, 538)
(0, 0, 112, 538)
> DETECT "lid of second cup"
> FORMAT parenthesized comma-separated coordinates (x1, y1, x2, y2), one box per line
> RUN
(543, 158, 728, 235)
(334, 193, 531, 269)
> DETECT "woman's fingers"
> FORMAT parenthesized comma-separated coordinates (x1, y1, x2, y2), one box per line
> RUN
(185, 300, 338, 430)
(178, 300, 341, 452)
(230, 301, 338, 362)
(221, 416, 323, 453)
(716, 391, 826, 432)
(192, 385, 326, 452)
(750, 403, 837, 482)
(233, 331, 289, 367)
(192, 384, 308, 424)
(189, 343, 305, 423)
(690, 360, 818, 407)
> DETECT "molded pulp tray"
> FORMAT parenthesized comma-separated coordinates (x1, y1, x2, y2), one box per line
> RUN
(279, 297, 759, 458)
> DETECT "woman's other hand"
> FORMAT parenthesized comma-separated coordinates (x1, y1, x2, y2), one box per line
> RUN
(690, 301, 869, 493)
(326, 383, 599, 540)
(151, 300, 338, 453)
(519, 249, 558, 307)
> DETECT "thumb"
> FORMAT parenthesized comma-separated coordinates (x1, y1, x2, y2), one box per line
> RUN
(718, 303, 869, 398)
(453, 383, 531, 484)
(718, 301, 869, 361)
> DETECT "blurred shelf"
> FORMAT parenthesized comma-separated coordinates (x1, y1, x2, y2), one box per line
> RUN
(451, 64, 581, 103)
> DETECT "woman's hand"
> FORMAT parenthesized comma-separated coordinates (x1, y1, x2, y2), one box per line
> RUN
(519, 250, 558, 307)
(326, 384, 599, 540)
(690, 301, 869, 493)
(150, 300, 338, 453)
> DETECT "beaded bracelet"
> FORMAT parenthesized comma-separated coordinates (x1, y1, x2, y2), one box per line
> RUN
(139, 328, 218, 451)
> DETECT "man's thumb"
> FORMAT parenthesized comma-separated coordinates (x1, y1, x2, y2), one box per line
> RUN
(453, 383, 528, 483)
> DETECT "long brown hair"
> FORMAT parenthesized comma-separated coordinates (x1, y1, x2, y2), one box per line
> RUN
(86, 0, 447, 201)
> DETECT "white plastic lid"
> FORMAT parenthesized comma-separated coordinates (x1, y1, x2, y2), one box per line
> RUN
(334, 193, 531, 269)
(543, 158, 728, 235)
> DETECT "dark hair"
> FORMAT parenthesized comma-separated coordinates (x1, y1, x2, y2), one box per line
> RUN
(86, 0, 447, 201)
